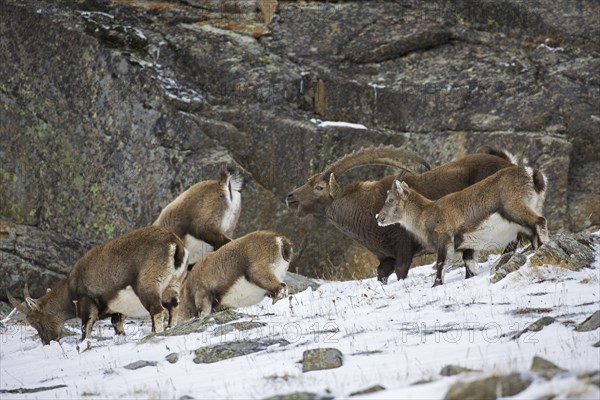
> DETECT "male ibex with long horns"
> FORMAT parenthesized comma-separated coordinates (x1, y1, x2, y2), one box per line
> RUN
(7, 226, 188, 344)
(286, 145, 515, 283)
(376, 166, 548, 286)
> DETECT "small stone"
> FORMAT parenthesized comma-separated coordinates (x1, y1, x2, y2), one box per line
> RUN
(513, 316, 555, 340)
(263, 393, 333, 400)
(444, 373, 532, 400)
(440, 364, 476, 376)
(349, 385, 385, 396)
(165, 353, 179, 364)
(411, 379, 435, 386)
(302, 348, 343, 373)
(578, 370, 600, 388)
(123, 360, 157, 370)
(575, 311, 600, 332)
(531, 356, 565, 378)
(593, 340, 600, 348)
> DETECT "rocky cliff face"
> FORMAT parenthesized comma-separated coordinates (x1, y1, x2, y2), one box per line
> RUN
(1, 0, 598, 298)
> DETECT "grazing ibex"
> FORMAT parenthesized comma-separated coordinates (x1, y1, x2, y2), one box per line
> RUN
(286, 145, 515, 283)
(178, 231, 292, 320)
(7, 226, 188, 344)
(154, 165, 245, 265)
(376, 166, 548, 286)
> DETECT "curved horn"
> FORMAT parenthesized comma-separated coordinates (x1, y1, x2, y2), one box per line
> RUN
(7, 292, 30, 315)
(320, 145, 431, 180)
(23, 283, 31, 300)
(23, 283, 40, 311)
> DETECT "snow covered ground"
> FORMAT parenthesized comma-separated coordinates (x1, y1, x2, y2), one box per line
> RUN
(1, 244, 599, 399)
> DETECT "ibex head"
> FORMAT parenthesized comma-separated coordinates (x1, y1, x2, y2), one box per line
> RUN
(286, 145, 429, 217)
(285, 172, 341, 217)
(7, 282, 66, 345)
(376, 180, 411, 227)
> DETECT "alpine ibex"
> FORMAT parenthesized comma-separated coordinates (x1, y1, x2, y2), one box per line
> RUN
(178, 231, 292, 320)
(286, 145, 515, 283)
(7, 226, 189, 344)
(376, 166, 548, 286)
(153, 165, 245, 266)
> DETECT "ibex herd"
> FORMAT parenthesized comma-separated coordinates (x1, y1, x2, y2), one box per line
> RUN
(7, 144, 549, 345)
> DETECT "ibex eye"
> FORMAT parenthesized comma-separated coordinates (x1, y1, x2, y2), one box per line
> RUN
(315, 186, 324, 191)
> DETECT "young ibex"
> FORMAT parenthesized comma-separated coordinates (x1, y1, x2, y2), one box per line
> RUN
(178, 231, 292, 320)
(286, 145, 515, 283)
(376, 166, 548, 286)
(153, 165, 245, 265)
(7, 226, 188, 344)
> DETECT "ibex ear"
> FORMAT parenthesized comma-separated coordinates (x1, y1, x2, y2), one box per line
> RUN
(329, 173, 341, 198)
(395, 180, 409, 200)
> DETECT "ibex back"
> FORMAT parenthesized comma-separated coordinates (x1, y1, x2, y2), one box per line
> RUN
(178, 231, 292, 321)
(377, 165, 548, 286)
(7, 226, 188, 344)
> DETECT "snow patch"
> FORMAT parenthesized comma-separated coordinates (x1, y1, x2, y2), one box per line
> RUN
(310, 118, 368, 130)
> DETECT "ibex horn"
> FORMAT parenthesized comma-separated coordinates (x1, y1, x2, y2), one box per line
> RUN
(23, 283, 40, 311)
(6, 292, 30, 315)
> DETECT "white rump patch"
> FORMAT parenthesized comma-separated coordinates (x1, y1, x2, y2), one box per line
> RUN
(107, 286, 149, 318)
(273, 237, 290, 279)
(458, 213, 528, 251)
(184, 235, 213, 265)
(221, 238, 289, 309)
(220, 278, 268, 308)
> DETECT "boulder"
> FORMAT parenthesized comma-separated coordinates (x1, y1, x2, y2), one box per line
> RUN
(159, 310, 245, 337)
(193, 339, 289, 364)
(284, 272, 320, 295)
(490, 252, 527, 283)
(531, 234, 595, 271)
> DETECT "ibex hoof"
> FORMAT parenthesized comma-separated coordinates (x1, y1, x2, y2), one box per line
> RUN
(432, 279, 443, 287)
(271, 284, 288, 304)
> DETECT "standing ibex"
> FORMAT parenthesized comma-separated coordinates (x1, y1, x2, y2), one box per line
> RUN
(178, 231, 292, 320)
(153, 165, 245, 266)
(7, 226, 188, 344)
(286, 145, 515, 283)
(376, 166, 548, 286)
